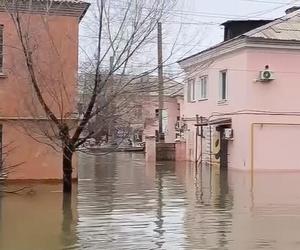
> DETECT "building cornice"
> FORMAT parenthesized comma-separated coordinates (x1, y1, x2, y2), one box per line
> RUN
(245, 37, 300, 49)
(178, 37, 247, 69)
(178, 37, 300, 69)
(0, 1, 90, 22)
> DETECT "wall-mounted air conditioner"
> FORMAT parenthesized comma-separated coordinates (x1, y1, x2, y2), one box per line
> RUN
(259, 70, 275, 82)
(258, 65, 275, 82)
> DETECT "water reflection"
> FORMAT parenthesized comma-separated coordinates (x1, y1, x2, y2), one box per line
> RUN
(1, 153, 300, 249)
(0, 184, 78, 250)
(77, 154, 234, 249)
(61, 193, 78, 249)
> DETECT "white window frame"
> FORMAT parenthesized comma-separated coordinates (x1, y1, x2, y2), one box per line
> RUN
(187, 79, 196, 102)
(219, 70, 228, 102)
(198, 75, 208, 100)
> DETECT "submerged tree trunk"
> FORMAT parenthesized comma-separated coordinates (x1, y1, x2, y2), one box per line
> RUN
(63, 144, 73, 193)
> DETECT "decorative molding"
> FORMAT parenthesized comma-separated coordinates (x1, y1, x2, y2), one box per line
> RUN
(0, 1, 90, 21)
(179, 37, 300, 69)
(178, 37, 246, 68)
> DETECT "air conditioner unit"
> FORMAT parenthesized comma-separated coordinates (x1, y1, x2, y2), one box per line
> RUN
(224, 128, 234, 140)
(259, 70, 275, 82)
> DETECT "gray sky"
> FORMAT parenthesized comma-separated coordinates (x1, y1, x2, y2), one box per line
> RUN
(79, 0, 300, 76)
(161, 0, 300, 75)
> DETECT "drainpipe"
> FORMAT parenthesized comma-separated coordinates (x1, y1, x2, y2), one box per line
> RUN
(200, 116, 203, 167)
(195, 115, 199, 166)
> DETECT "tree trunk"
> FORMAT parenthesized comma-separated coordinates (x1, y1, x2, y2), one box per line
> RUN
(63, 145, 73, 193)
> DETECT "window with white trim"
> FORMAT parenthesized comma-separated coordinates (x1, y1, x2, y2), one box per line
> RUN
(219, 70, 228, 101)
(187, 79, 195, 102)
(199, 76, 208, 100)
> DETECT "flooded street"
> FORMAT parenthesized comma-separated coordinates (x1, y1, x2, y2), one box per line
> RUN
(1, 153, 300, 249)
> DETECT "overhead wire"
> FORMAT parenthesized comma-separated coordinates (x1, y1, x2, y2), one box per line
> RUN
(79, 0, 300, 80)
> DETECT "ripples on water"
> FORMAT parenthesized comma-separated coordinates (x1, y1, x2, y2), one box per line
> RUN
(1, 153, 300, 249)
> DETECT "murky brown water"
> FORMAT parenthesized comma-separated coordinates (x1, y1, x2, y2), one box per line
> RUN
(1, 153, 300, 249)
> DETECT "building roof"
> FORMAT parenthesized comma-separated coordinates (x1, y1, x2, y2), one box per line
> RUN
(79, 72, 184, 98)
(221, 19, 272, 26)
(178, 9, 300, 64)
(244, 10, 300, 40)
(162, 79, 183, 97)
(35, 0, 86, 2)
(0, 0, 90, 21)
(129, 75, 183, 97)
(48, 0, 85, 2)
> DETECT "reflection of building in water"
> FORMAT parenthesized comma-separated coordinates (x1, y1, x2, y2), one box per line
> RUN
(78, 154, 191, 249)
(174, 166, 300, 249)
(5, 153, 300, 249)
(0, 185, 78, 250)
(77, 153, 161, 249)
(152, 161, 186, 249)
(228, 171, 300, 250)
(180, 165, 234, 249)
(110, 157, 186, 249)
(77, 153, 118, 248)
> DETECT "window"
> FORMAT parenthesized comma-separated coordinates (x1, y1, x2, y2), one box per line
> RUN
(0, 25, 3, 73)
(155, 108, 159, 118)
(187, 79, 195, 102)
(219, 70, 228, 101)
(135, 105, 143, 119)
(199, 76, 208, 100)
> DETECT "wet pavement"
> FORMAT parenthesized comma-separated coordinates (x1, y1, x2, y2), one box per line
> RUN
(1, 152, 300, 249)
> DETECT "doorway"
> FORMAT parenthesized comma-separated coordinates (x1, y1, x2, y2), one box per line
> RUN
(217, 125, 230, 169)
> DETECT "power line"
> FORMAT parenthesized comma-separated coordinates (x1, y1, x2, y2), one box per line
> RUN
(82, 61, 300, 76)
(79, 34, 215, 47)
(81, 0, 300, 30)
(109, 0, 294, 20)
(245, 0, 300, 17)
(242, 0, 295, 4)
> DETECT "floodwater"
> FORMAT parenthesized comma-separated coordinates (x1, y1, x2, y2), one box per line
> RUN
(1, 154, 300, 249)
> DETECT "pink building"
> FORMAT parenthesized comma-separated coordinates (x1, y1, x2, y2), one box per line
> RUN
(178, 7, 300, 171)
(78, 74, 183, 146)
(0, 1, 89, 180)
(141, 77, 183, 143)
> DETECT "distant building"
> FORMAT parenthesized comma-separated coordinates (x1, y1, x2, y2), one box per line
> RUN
(78, 73, 183, 145)
(0, 1, 89, 180)
(178, 7, 300, 171)
(141, 76, 183, 143)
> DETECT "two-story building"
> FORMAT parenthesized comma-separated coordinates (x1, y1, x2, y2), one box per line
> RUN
(79, 73, 183, 145)
(141, 76, 183, 143)
(0, 0, 89, 180)
(179, 7, 300, 172)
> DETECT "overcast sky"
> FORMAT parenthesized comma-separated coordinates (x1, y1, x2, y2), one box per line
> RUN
(79, 0, 300, 76)
(159, 0, 300, 75)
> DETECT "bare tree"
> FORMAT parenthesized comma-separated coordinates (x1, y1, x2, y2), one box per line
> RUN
(0, 142, 25, 194)
(4, 0, 176, 193)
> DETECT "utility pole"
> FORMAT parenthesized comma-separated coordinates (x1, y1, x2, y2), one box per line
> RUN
(157, 22, 164, 142)
(109, 55, 116, 144)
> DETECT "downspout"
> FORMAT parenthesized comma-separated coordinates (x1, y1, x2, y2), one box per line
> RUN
(195, 115, 199, 167)
(210, 124, 212, 167)
(200, 116, 203, 167)
(251, 123, 254, 191)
